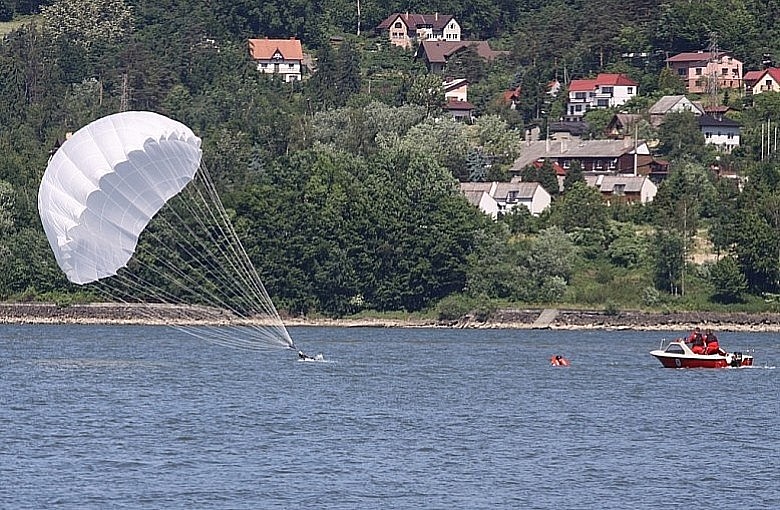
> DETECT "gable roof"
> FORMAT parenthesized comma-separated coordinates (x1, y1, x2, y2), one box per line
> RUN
(376, 12, 455, 31)
(584, 174, 650, 194)
(444, 99, 475, 111)
(594, 73, 638, 86)
(443, 78, 468, 92)
(248, 38, 303, 60)
(648, 95, 703, 115)
(510, 139, 646, 171)
(569, 73, 637, 91)
(666, 51, 738, 65)
(460, 181, 545, 201)
(744, 67, 780, 85)
(416, 40, 505, 64)
(698, 114, 740, 128)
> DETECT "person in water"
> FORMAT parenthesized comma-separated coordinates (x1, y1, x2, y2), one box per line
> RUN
(551, 355, 570, 366)
(298, 350, 315, 361)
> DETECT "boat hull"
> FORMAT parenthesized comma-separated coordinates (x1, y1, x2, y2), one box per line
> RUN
(651, 352, 753, 369)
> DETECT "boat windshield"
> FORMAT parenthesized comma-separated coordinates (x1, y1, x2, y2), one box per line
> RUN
(665, 343, 685, 354)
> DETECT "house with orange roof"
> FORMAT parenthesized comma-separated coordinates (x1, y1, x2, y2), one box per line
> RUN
(665, 50, 743, 93)
(248, 37, 304, 82)
(376, 12, 460, 50)
(743, 67, 780, 95)
(565, 73, 638, 121)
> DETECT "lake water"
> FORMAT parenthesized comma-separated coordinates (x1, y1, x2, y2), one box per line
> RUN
(1, 325, 778, 509)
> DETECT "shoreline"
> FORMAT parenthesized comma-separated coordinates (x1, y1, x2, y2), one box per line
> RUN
(2, 303, 780, 332)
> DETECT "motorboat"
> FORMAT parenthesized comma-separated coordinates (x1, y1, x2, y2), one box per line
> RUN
(650, 337, 753, 368)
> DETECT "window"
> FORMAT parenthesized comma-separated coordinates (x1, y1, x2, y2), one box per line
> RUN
(705, 131, 712, 138)
(260, 63, 268, 68)
(289, 63, 295, 68)
(678, 68, 686, 76)
(695, 68, 702, 75)
(722, 68, 728, 75)
(394, 21, 402, 28)
(728, 133, 734, 139)
(766, 79, 772, 87)
(612, 184, 626, 196)
(665, 344, 685, 354)
(575, 105, 583, 112)
(627, 87, 634, 94)
(597, 99, 609, 107)
(574, 92, 586, 99)
(601, 86, 613, 94)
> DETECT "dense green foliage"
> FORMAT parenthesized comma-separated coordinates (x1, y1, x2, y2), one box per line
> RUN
(2, 0, 780, 316)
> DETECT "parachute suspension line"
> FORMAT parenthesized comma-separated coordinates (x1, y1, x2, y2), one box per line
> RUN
(161, 162, 293, 346)
(193, 163, 286, 322)
(94, 161, 294, 350)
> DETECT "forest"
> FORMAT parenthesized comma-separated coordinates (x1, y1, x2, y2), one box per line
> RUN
(1, 0, 779, 317)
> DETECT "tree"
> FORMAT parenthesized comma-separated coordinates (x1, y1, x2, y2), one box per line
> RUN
(709, 256, 747, 303)
(547, 181, 608, 232)
(407, 73, 444, 118)
(657, 66, 686, 94)
(444, 45, 487, 84)
(519, 160, 558, 197)
(653, 229, 685, 295)
(562, 160, 584, 192)
(335, 39, 361, 105)
(0, 0, 13, 22)
(657, 110, 709, 160)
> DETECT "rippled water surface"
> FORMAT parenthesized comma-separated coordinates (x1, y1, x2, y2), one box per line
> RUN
(1, 325, 778, 509)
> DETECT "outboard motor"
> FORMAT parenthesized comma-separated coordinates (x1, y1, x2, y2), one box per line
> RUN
(730, 352, 743, 367)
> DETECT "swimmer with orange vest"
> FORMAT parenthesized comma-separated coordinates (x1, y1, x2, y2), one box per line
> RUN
(550, 355, 570, 366)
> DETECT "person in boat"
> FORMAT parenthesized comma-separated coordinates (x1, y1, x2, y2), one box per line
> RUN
(704, 330, 722, 355)
(687, 327, 706, 354)
(550, 355, 570, 366)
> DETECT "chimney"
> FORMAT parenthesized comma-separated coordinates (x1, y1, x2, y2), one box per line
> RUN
(435, 12, 438, 21)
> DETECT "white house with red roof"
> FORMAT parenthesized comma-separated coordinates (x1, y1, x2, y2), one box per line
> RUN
(376, 12, 460, 50)
(565, 73, 638, 121)
(665, 51, 743, 93)
(248, 38, 304, 82)
(743, 67, 780, 95)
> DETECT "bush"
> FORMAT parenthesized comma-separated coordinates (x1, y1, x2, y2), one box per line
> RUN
(435, 294, 474, 321)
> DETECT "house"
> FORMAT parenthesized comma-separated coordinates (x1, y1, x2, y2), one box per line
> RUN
(647, 95, 704, 127)
(375, 12, 460, 50)
(443, 78, 468, 102)
(460, 181, 551, 217)
(698, 114, 741, 153)
(444, 99, 475, 122)
(665, 51, 743, 93)
(743, 67, 780, 95)
(248, 38, 304, 82)
(565, 73, 638, 121)
(415, 40, 507, 73)
(605, 113, 643, 138)
(510, 138, 652, 175)
(583, 174, 658, 204)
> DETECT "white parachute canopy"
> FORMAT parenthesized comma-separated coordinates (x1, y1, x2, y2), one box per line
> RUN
(40, 111, 202, 284)
(38, 111, 295, 351)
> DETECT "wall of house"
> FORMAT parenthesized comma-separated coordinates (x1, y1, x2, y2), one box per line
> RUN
(255, 61, 302, 81)
(702, 128, 740, 153)
(751, 77, 780, 95)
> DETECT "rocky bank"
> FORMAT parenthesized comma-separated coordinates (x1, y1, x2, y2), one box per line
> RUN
(2, 303, 780, 332)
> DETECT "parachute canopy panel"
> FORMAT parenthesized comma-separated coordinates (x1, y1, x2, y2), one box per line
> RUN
(39, 111, 202, 285)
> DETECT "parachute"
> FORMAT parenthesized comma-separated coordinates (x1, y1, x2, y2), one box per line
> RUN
(38, 111, 295, 350)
